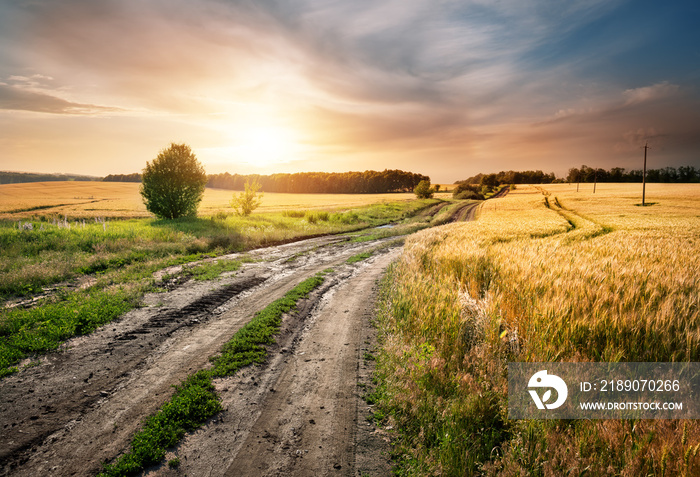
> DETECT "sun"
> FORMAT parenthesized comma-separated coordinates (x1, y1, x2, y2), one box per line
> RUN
(234, 125, 299, 167)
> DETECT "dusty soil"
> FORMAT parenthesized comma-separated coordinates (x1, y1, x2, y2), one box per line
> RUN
(0, 201, 481, 477)
(490, 186, 510, 199)
(449, 202, 480, 222)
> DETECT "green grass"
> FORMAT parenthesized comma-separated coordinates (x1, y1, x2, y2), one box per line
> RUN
(345, 198, 479, 244)
(484, 184, 508, 198)
(99, 272, 327, 476)
(0, 219, 215, 300)
(0, 251, 245, 378)
(347, 251, 372, 264)
(0, 288, 137, 378)
(0, 250, 202, 378)
(98, 370, 222, 476)
(187, 259, 243, 281)
(350, 222, 431, 243)
(0, 199, 433, 301)
(347, 236, 408, 265)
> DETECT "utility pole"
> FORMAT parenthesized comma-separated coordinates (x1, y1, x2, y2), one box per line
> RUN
(642, 141, 649, 206)
(576, 171, 580, 192)
(593, 169, 597, 193)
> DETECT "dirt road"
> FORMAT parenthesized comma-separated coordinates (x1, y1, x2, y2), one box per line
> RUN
(0, 200, 482, 476)
(0, 230, 403, 476)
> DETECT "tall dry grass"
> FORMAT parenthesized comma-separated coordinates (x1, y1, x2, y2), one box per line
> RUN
(377, 184, 700, 476)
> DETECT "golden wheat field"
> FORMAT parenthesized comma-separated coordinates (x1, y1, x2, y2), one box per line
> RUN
(0, 181, 428, 219)
(379, 182, 700, 476)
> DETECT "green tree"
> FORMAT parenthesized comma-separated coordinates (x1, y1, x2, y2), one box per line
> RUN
(452, 183, 485, 200)
(140, 143, 208, 219)
(230, 179, 263, 216)
(414, 180, 434, 199)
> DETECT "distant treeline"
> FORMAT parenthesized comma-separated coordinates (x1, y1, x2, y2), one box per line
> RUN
(0, 171, 99, 184)
(102, 169, 428, 193)
(457, 170, 557, 187)
(207, 170, 430, 194)
(458, 166, 700, 186)
(566, 165, 699, 183)
(4, 169, 429, 192)
(103, 173, 142, 182)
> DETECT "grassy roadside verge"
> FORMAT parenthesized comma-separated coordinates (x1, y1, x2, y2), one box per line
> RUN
(98, 272, 327, 476)
(0, 199, 438, 378)
(1, 199, 437, 301)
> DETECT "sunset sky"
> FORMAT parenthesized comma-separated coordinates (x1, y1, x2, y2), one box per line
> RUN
(1, 0, 699, 183)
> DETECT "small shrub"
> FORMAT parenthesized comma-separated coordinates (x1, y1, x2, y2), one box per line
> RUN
(230, 179, 263, 217)
(452, 183, 485, 200)
(454, 190, 483, 200)
(414, 180, 434, 199)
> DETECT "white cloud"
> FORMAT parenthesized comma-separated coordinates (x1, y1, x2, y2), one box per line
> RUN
(623, 82, 680, 105)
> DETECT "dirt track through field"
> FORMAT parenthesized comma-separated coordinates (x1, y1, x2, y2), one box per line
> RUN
(0, 233, 399, 476)
(0, 200, 483, 477)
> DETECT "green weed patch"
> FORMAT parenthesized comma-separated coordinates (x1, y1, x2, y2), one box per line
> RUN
(210, 273, 324, 376)
(0, 289, 136, 378)
(98, 371, 221, 476)
(347, 251, 372, 264)
(187, 259, 242, 281)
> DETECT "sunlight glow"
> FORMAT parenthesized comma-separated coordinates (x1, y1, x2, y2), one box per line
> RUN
(232, 125, 301, 167)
